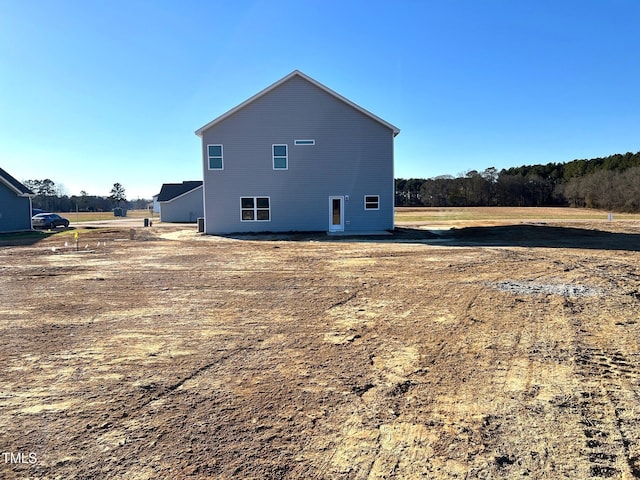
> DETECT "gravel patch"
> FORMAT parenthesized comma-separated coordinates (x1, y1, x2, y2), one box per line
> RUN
(490, 280, 601, 297)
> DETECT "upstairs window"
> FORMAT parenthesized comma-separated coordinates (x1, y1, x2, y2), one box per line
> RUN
(241, 197, 270, 221)
(208, 145, 223, 170)
(273, 144, 288, 170)
(364, 195, 380, 210)
(294, 139, 315, 146)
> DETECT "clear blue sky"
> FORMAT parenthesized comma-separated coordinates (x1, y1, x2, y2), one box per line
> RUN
(2, 0, 639, 199)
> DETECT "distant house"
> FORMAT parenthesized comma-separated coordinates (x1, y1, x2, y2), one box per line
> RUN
(157, 181, 203, 223)
(195, 70, 400, 234)
(0, 167, 34, 233)
(152, 194, 160, 214)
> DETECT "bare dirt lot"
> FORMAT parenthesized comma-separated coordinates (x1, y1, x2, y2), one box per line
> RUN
(2, 213, 640, 479)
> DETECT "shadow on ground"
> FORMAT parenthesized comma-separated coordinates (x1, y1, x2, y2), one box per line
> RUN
(0, 231, 56, 247)
(426, 225, 640, 251)
(222, 225, 640, 252)
(5, 225, 638, 252)
(0, 227, 83, 247)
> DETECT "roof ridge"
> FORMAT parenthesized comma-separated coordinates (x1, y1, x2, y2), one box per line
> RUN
(194, 70, 399, 137)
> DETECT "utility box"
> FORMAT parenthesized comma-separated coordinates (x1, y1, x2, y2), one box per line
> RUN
(197, 217, 205, 233)
(113, 208, 127, 217)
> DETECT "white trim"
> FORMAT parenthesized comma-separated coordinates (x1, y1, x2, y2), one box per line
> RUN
(28, 197, 34, 230)
(201, 145, 208, 233)
(194, 70, 400, 137)
(391, 130, 395, 229)
(328, 196, 344, 232)
(364, 195, 380, 210)
(207, 144, 224, 170)
(240, 196, 271, 222)
(294, 139, 315, 146)
(272, 144, 288, 170)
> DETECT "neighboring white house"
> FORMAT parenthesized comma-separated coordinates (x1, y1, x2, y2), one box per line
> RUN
(195, 70, 399, 234)
(157, 181, 203, 223)
(0, 167, 34, 233)
(152, 194, 160, 214)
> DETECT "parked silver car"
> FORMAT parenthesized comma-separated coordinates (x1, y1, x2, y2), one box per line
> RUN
(32, 213, 70, 229)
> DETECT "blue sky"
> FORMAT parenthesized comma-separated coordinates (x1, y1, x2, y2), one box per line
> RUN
(1, 0, 639, 199)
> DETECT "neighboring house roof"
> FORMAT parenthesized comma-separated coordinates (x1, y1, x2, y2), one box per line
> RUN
(194, 70, 400, 138)
(0, 167, 34, 197)
(157, 181, 203, 202)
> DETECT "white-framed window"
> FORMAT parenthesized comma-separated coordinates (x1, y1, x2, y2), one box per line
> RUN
(241, 197, 270, 221)
(273, 144, 288, 170)
(364, 195, 380, 210)
(207, 144, 223, 170)
(294, 139, 315, 146)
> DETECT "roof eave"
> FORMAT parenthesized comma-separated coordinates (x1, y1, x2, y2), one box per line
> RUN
(0, 177, 32, 197)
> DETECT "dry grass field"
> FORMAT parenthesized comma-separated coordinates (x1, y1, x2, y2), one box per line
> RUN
(2, 208, 640, 479)
(395, 206, 640, 227)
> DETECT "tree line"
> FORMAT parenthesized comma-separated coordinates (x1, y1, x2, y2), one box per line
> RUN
(396, 151, 640, 212)
(22, 150, 640, 213)
(23, 180, 150, 212)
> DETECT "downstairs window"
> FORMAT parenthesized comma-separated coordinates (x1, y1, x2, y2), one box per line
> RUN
(364, 195, 380, 210)
(241, 197, 270, 221)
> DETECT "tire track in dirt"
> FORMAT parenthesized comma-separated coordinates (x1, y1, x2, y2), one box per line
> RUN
(574, 345, 640, 478)
(565, 255, 640, 479)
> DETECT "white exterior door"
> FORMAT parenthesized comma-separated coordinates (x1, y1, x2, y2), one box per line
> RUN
(329, 196, 344, 232)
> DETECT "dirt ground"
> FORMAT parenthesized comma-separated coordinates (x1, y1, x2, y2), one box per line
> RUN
(2, 218, 640, 479)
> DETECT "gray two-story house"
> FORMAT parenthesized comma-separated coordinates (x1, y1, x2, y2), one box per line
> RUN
(195, 70, 400, 234)
(0, 167, 34, 233)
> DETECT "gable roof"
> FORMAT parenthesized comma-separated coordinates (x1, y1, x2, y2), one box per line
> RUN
(157, 181, 203, 202)
(195, 70, 400, 137)
(0, 167, 34, 197)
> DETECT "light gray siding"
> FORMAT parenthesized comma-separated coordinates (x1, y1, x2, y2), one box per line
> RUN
(0, 184, 32, 232)
(159, 186, 204, 223)
(200, 75, 395, 234)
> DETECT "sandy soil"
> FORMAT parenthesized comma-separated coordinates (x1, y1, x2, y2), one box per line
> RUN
(2, 220, 640, 479)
